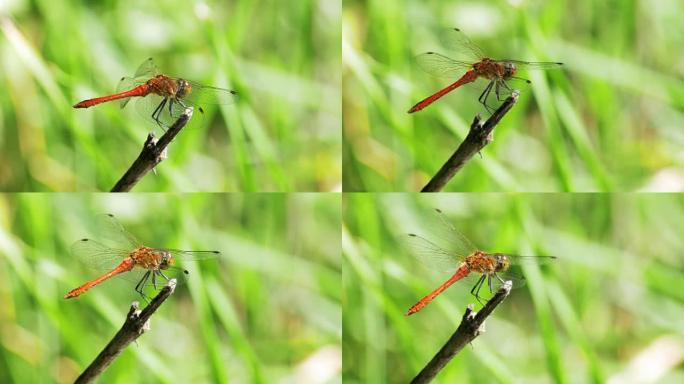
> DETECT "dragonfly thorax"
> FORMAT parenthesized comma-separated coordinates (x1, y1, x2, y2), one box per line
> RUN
(473, 59, 517, 81)
(147, 75, 179, 98)
(129, 246, 174, 270)
(465, 251, 510, 274)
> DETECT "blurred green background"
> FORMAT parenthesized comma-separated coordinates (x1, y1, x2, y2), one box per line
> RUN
(343, 0, 684, 191)
(0, 0, 341, 191)
(343, 193, 684, 383)
(0, 193, 341, 383)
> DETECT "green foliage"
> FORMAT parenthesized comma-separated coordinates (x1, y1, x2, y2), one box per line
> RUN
(0, 0, 341, 191)
(0, 194, 341, 383)
(343, 1, 684, 191)
(343, 193, 684, 383)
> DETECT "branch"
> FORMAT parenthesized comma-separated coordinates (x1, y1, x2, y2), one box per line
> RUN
(111, 108, 193, 192)
(421, 93, 519, 192)
(73, 279, 177, 384)
(410, 280, 512, 384)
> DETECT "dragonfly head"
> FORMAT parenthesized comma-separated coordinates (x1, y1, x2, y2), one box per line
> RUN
(175, 79, 192, 98)
(493, 253, 510, 272)
(159, 250, 174, 270)
(502, 62, 517, 79)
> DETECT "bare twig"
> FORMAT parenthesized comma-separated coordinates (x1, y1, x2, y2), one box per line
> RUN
(410, 281, 512, 384)
(421, 93, 519, 192)
(73, 279, 177, 384)
(111, 108, 193, 192)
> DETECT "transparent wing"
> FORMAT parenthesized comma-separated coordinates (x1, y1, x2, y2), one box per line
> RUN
(93, 214, 140, 250)
(161, 249, 221, 261)
(499, 271, 527, 289)
(439, 28, 486, 61)
(498, 60, 564, 70)
(404, 208, 481, 273)
(115, 76, 143, 108)
(134, 57, 160, 78)
(178, 82, 238, 106)
(405, 233, 462, 273)
(70, 238, 129, 271)
(415, 52, 473, 78)
(506, 254, 558, 266)
(432, 209, 479, 256)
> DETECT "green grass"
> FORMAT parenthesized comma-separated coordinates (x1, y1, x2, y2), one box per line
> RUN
(0, 0, 340, 191)
(343, 193, 684, 383)
(0, 193, 341, 383)
(343, 0, 684, 191)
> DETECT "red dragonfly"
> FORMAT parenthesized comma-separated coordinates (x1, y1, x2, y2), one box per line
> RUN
(406, 209, 556, 315)
(73, 58, 237, 129)
(408, 28, 562, 114)
(64, 214, 219, 299)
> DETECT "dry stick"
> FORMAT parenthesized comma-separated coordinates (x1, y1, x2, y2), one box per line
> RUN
(111, 107, 193, 192)
(410, 280, 512, 384)
(421, 93, 519, 192)
(73, 279, 177, 384)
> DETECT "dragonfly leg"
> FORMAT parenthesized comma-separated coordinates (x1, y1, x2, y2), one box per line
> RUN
(177, 98, 189, 109)
(478, 81, 494, 104)
(152, 98, 165, 122)
(158, 270, 171, 282)
(168, 98, 174, 116)
(470, 274, 487, 305)
(151, 270, 159, 290)
(494, 81, 502, 101)
(151, 98, 168, 130)
(135, 271, 151, 296)
(499, 79, 522, 101)
(501, 80, 513, 95)
(491, 273, 513, 290)
(479, 81, 498, 114)
(157, 270, 173, 290)
(167, 98, 179, 122)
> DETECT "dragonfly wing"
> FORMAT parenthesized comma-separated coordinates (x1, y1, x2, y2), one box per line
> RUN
(439, 28, 486, 62)
(181, 82, 238, 106)
(161, 249, 221, 261)
(499, 60, 564, 70)
(405, 233, 463, 273)
(71, 238, 129, 270)
(115, 77, 141, 108)
(415, 52, 472, 78)
(431, 209, 480, 257)
(505, 254, 558, 266)
(93, 214, 140, 250)
(134, 58, 160, 78)
(495, 270, 527, 290)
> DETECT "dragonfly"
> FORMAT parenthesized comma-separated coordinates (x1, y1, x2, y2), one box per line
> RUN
(406, 209, 556, 316)
(408, 28, 563, 114)
(64, 214, 219, 299)
(73, 58, 237, 129)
